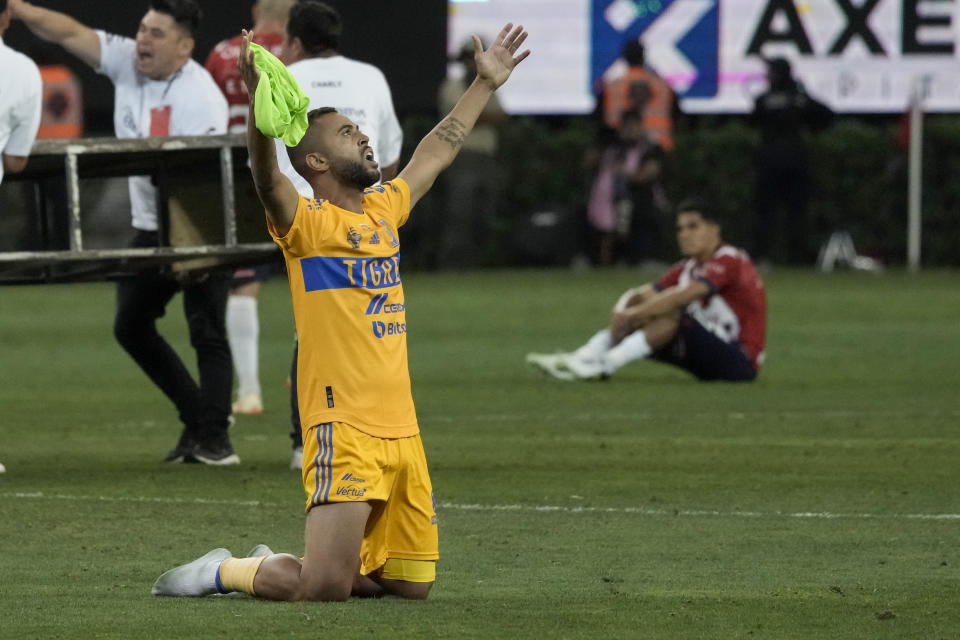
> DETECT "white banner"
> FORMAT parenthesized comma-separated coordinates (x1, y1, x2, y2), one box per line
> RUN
(449, 0, 960, 114)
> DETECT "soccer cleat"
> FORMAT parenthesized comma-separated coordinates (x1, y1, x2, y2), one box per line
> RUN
(0, 462, 5, 473)
(290, 446, 303, 470)
(164, 430, 198, 463)
(192, 432, 240, 466)
(525, 352, 576, 381)
(232, 393, 263, 415)
(563, 353, 611, 381)
(152, 548, 232, 597)
(246, 544, 273, 558)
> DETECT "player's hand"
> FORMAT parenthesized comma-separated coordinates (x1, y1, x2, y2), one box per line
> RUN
(473, 23, 530, 91)
(238, 29, 260, 95)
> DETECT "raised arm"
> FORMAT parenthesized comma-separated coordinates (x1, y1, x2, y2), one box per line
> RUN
(10, 0, 101, 69)
(398, 23, 529, 208)
(238, 30, 300, 237)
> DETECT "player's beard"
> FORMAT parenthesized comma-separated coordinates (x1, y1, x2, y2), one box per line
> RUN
(331, 156, 380, 190)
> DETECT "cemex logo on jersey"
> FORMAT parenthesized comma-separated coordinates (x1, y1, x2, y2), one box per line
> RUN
(592, 0, 719, 98)
(365, 293, 405, 316)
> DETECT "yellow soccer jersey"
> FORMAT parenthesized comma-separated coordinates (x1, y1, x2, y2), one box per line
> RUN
(268, 179, 417, 438)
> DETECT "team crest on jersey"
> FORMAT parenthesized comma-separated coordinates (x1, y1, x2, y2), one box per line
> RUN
(369, 232, 381, 245)
(346, 226, 362, 249)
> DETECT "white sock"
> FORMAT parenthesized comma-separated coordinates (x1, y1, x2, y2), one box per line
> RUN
(604, 331, 652, 374)
(226, 295, 260, 397)
(573, 329, 613, 361)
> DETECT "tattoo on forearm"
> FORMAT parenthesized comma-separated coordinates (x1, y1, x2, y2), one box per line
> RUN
(434, 117, 467, 150)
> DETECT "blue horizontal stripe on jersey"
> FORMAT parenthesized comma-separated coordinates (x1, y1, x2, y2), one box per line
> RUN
(301, 254, 402, 292)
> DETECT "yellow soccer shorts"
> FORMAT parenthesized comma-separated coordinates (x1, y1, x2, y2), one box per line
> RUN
(302, 422, 439, 578)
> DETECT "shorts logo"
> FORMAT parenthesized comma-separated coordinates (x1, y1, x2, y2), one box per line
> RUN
(341, 472, 366, 483)
(335, 485, 368, 498)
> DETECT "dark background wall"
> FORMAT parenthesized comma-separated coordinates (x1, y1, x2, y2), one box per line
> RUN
(4, 0, 448, 134)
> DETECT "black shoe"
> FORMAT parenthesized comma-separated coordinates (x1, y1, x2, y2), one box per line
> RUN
(192, 433, 240, 466)
(164, 431, 198, 463)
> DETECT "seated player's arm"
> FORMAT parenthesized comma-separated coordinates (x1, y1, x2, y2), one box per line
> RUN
(238, 30, 299, 236)
(612, 283, 656, 313)
(629, 281, 711, 321)
(612, 281, 711, 340)
(2, 154, 30, 174)
(11, 0, 101, 69)
(399, 24, 529, 209)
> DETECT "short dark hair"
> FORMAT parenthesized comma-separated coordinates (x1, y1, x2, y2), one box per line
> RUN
(306, 106, 338, 124)
(287, 107, 339, 177)
(149, 0, 202, 38)
(675, 197, 722, 226)
(288, 1, 342, 55)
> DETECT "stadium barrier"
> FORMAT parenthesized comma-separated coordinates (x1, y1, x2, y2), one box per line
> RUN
(0, 134, 278, 284)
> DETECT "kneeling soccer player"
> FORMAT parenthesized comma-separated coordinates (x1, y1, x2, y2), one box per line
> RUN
(151, 23, 530, 601)
(527, 199, 766, 382)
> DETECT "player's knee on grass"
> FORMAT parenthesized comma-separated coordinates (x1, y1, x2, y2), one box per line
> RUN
(376, 558, 435, 600)
(250, 553, 302, 600)
(381, 579, 433, 600)
(297, 574, 354, 602)
(295, 558, 360, 602)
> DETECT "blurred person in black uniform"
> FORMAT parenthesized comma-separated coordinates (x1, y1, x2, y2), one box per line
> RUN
(750, 57, 832, 265)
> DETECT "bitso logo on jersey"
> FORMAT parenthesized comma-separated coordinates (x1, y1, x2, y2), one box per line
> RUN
(372, 321, 407, 339)
(591, 0, 719, 98)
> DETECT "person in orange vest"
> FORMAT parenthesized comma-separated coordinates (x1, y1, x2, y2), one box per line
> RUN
(602, 38, 675, 153)
(586, 38, 675, 265)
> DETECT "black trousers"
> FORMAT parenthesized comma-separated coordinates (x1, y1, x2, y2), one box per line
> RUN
(755, 145, 810, 264)
(113, 230, 233, 439)
(289, 338, 301, 447)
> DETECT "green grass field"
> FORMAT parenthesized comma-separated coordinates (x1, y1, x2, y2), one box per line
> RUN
(1, 268, 958, 638)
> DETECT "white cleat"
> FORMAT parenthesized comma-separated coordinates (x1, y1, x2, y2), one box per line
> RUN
(290, 446, 303, 470)
(232, 393, 263, 415)
(246, 544, 273, 558)
(525, 353, 576, 381)
(0, 462, 5, 473)
(563, 353, 610, 381)
(152, 548, 232, 597)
